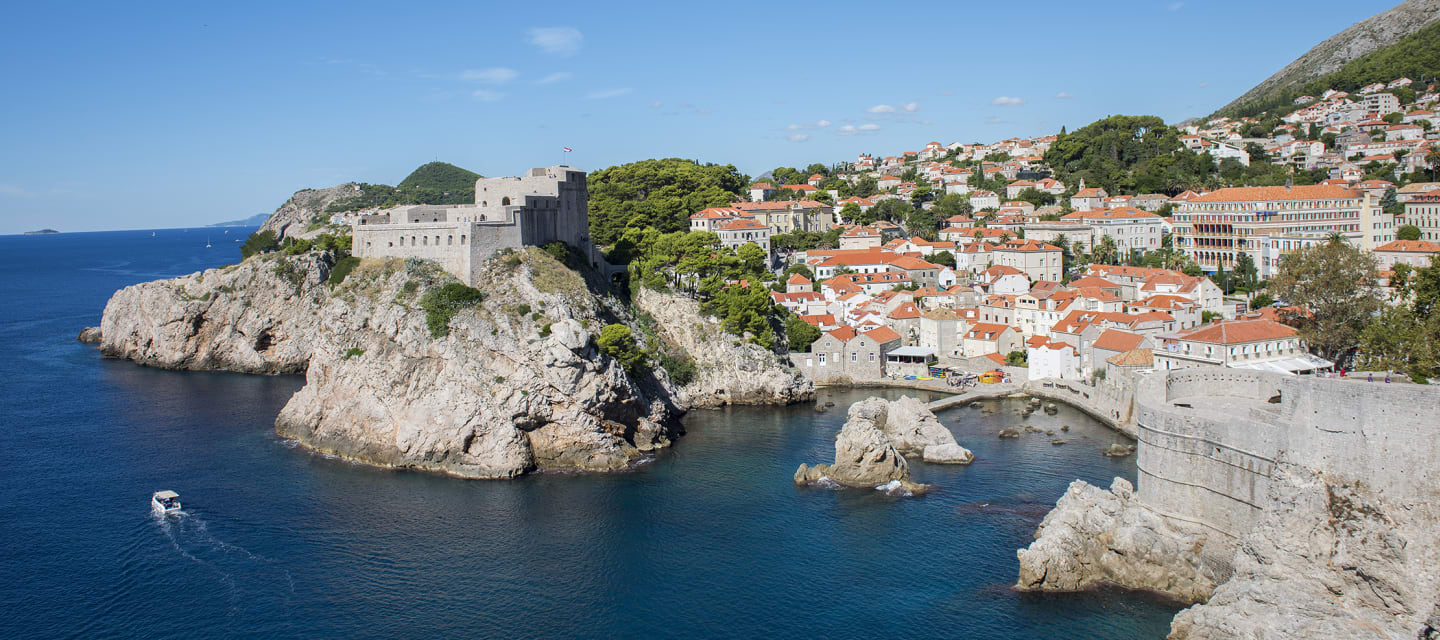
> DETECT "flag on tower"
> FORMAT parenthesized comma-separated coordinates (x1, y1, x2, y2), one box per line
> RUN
(563, 147, 573, 152)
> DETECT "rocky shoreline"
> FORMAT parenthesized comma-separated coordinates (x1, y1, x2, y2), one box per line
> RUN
(89, 247, 811, 478)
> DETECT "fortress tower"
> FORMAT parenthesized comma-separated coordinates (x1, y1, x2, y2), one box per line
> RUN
(350, 166, 595, 284)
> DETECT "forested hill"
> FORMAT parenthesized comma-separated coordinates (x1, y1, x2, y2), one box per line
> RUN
(322, 161, 482, 213)
(585, 158, 749, 246)
(1215, 0, 1440, 119)
(397, 162, 482, 202)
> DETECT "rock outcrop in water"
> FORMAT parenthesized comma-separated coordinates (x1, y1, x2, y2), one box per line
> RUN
(795, 397, 924, 494)
(1016, 477, 1220, 604)
(633, 288, 812, 407)
(1168, 463, 1440, 639)
(795, 396, 972, 494)
(94, 246, 808, 478)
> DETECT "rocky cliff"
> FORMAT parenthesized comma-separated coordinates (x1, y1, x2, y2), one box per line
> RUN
(98, 248, 679, 477)
(1016, 478, 1220, 604)
(1168, 462, 1440, 639)
(259, 184, 360, 240)
(633, 287, 812, 407)
(94, 244, 816, 477)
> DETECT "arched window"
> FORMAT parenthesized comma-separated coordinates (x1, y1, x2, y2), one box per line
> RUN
(461, 235, 467, 245)
(501, 196, 511, 206)
(399, 237, 404, 246)
(447, 235, 453, 245)
(482, 201, 488, 207)
(422, 236, 428, 246)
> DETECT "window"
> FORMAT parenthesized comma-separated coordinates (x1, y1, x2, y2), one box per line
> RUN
(869, 352, 876, 362)
(818, 353, 827, 364)
(448, 235, 453, 246)
(850, 352, 857, 362)
(461, 235, 467, 245)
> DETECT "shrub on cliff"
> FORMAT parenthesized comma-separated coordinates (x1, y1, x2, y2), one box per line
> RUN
(420, 283, 486, 338)
(328, 256, 360, 286)
(597, 324, 647, 374)
(240, 230, 279, 259)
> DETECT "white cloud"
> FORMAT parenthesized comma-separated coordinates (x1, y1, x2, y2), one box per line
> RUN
(816, 119, 832, 127)
(787, 133, 810, 143)
(858, 123, 881, 131)
(837, 125, 860, 136)
(585, 87, 632, 100)
(866, 104, 896, 114)
(991, 96, 1026, 107)
(650, 102, 662, 109)
(0, 184, 36, 197)
(901, 102, 920, 112)
(526, 27, 583, 56)
(1055, 91, 1075, 99)
(1168, 2, 1184, 11)
(461, 67, 518, 83)
(472, 89, 505, 102)
(786, 124, 806, 130)
(534, 72, 572, 85)
(985, 117, 1013, 126)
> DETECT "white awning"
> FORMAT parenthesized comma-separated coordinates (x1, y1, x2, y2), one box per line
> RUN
(888, 346, 936, 357)
(1230, 355, 1333, 374)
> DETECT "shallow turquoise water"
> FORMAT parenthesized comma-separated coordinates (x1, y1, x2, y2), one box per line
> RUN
(0, 229, 1182, 638)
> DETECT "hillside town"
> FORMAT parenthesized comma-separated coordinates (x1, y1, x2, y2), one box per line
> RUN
(671, 75, 1440, 386)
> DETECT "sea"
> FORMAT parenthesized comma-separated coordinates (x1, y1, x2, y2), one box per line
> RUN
(0, 228, 1184, 639)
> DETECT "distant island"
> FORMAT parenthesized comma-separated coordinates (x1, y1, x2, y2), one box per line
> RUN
(208, 213, 269, 227)
(24, 229, 59, 235)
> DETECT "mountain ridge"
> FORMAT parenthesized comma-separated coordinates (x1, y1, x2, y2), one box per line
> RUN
(1215, 0, 1440, 117)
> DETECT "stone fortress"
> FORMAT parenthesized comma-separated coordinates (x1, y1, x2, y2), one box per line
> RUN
(1019, 365, 1440, 636)
(351, 166, 596, 285)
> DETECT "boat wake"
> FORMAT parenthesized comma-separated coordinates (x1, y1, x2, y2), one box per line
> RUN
(155, 512, 296, 616)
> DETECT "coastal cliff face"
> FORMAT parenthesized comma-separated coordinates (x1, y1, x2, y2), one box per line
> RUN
(633, 287, 812, 407)
(99, 252, 330, 374)
(1015, 478, 1220, 604)
(1169, 463, 1440, 640)
(274, 252, 677, 477)
(99, 248, 681, 477)
(259, 184, 359, 240)
(94, 243, 817, 478)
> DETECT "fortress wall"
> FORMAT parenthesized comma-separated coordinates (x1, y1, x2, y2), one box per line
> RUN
(353, 222, 475, 282)
(1136, 368, 1440, 544)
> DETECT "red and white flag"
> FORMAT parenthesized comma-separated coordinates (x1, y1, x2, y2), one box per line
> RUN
(562, 147, 573, 152)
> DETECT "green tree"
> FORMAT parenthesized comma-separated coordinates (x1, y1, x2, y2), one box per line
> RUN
(597, 324, 647, 374)
(1005, 350, 1028, 367)
(838, 201, 862, 224)
(1398, 224, 1422, 241)
(907, 208, 939, 239)
(1092, 235, 1118, 265)
(736, 243, 768, 277)
(1270, 237, 1382, 361)
(586, 158, 748, 245)
(1381, 187, 1401, 215)
(240, 230, 280, 259)
(1250, 292, 1275, 309)
(785, 313, 822, 352)
(931, 250, 956, 268)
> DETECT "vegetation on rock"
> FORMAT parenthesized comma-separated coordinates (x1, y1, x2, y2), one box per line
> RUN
(586, 158, 749, 245)
(420, 283, 486, 338)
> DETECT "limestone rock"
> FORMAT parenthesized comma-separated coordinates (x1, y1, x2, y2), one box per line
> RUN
(794, 397, 926, 494)
(259, 183, 362, 240)
(998, 428, 1020, 439)
(1168, 463, 1440, 639)
(77, 327, 101, 343)
(922, 443, 974, 464)
(100, 248, 683, 478)
(884, 395, 964, 458)
(633, 287, 812, 407)
(1102, 443, 1136, 457)
(1015, 478, 1220, 604)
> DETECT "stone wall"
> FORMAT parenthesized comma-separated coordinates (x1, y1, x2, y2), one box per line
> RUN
(1133, 367, 1440, 571)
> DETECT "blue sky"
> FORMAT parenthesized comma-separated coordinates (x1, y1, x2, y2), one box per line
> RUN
(0, 0, 1388, 233)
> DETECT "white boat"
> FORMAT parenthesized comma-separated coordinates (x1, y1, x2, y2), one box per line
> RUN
(151, 490, 182, 516)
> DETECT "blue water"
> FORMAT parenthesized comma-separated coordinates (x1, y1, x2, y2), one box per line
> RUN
(0, 229, 1183, 639)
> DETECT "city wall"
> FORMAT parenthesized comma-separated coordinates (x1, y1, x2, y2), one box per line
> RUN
(1134, 368, 1440, 545)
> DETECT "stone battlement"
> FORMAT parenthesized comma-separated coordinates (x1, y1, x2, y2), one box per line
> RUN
(1135, 367, 1440, 542)
(350, 166, 595, 284)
